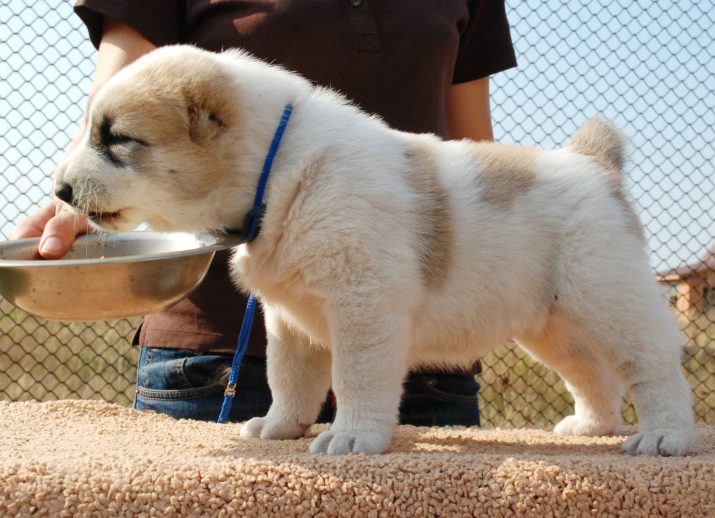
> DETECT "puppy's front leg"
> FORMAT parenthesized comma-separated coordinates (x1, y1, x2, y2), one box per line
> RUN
(241, 307, 331, 440)
(309, 303, 410, 455)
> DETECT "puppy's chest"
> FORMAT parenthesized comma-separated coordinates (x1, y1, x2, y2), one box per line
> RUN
(231, 244, 297, 291)
(258, 282, 330, 346)
(231, 246, 329, 343)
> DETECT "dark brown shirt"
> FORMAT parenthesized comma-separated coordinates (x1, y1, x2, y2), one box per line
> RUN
(75, 0, 516, 356)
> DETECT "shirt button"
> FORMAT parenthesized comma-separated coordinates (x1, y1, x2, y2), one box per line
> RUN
(350, 0, 362, 6)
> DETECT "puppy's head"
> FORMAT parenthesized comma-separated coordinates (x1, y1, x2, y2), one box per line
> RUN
(54, 46, 245, 232)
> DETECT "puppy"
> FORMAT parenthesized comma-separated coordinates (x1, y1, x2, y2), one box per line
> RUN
(54, 45, 695, 456)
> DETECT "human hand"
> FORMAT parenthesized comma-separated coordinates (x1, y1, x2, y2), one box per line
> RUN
(10, 199, 93, 259)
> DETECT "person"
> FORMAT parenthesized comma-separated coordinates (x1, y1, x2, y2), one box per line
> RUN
(12, 1, 516, 425)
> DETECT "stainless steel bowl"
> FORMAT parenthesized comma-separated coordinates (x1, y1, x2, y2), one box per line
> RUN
(0, 232, 243, 321)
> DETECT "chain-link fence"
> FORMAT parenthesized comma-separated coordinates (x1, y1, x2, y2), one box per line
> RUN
(1, 1, 713, 427)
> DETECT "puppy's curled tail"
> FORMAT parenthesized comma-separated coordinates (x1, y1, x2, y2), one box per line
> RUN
(570, 118, 624, 177)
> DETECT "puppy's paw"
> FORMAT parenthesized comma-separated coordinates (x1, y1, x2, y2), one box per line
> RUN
(554, 415, 614, 436)
(240, 417, 267, 438)
(622, 429, 693, 456)
(308, 425, 392, 455)
(240, 415, 307, 440)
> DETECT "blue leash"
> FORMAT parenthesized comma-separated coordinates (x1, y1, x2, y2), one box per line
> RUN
(217, 104, 294, 424)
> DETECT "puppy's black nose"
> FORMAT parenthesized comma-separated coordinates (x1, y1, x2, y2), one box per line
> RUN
(54, 183, 73, 204)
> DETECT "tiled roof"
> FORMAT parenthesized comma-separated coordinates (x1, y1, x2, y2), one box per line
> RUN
(657, 244, 715, 280)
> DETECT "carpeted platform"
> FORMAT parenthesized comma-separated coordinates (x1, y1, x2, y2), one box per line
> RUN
(1, 400, 713, 517)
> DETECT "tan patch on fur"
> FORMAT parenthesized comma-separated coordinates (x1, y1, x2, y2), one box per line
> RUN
(470, 143, 537, 207)
(403, 141, 453, 289)
(89, 49, 242, 200)
(92, 50, 240, 145)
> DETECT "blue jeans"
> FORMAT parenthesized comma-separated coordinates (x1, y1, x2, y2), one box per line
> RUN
(134, 347, 480, 426)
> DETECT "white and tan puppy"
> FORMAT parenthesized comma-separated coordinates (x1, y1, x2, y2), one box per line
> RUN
(54, 45, 695, 456)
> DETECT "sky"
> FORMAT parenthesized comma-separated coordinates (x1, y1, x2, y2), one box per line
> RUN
(0, 0, 713, 272)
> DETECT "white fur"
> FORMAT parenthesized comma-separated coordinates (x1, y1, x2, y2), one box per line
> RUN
(55, 46, 695, 456)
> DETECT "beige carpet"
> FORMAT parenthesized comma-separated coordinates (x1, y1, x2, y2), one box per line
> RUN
(1, 400, 713, 517)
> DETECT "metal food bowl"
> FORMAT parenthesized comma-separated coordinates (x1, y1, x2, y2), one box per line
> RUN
(0, 232, 243, 321)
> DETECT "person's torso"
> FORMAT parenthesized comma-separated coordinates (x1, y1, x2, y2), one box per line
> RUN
(182, 0, 471, 135)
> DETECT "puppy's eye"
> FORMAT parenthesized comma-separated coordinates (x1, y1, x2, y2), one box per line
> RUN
(97, 116, 147, 167)
(106, 132, 135, 146)
(99, 117, 147, 148)
(106, 130, 147, 148)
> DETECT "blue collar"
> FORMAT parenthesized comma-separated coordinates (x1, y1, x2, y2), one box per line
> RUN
(232, 103, 294, 242)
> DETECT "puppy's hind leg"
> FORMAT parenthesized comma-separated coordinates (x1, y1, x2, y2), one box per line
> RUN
(617, 298, 695, 456)
(523, 293, 694, 456)
(517, 313, 625, 438)
(572, 263, 695, 455)
(241, 306, 332, 441)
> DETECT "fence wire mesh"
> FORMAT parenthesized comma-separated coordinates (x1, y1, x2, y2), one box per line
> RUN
(0, 1, 713, 427)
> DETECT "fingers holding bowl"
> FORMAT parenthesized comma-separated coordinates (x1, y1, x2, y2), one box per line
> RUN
(39, 206, 95, 259)
(10, 201, 95, 259)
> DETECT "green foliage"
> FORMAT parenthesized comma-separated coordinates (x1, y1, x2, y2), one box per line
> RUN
(0, 299, 139, 405)
(479, 330, 715, 428)
(1, 298, 713, 428)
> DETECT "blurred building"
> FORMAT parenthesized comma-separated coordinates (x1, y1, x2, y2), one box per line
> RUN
(658, 246, 715, 317)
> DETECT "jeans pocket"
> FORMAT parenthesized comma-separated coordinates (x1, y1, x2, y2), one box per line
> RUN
(134, 348, 273, 422)
(135, 383, 226, 402)
(136, 348, 194, 391)
(135, 347, 267, 403)
(136, 347, 228, 400)
(400, 373, 480, 426)
(422, 385, 478, 405)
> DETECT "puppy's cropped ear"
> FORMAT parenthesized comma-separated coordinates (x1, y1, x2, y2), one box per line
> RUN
(180, 58, 237, 145)
(187, 104, 224, 145)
